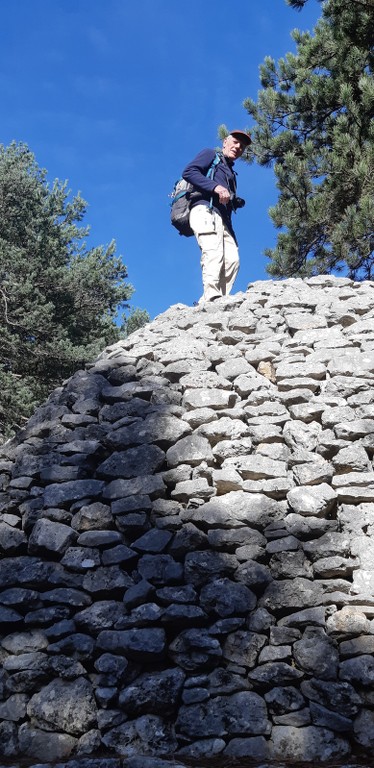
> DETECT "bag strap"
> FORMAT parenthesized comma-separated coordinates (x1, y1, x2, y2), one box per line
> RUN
(207, 152, 222, 210)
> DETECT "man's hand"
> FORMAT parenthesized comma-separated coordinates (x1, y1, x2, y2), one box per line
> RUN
(214, 185, 230, 204)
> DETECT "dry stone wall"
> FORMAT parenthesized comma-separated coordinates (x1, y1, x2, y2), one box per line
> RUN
(1, 276, 374, 765)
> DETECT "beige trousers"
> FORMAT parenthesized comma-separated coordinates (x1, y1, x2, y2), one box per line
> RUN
(189, 204, 240, 302)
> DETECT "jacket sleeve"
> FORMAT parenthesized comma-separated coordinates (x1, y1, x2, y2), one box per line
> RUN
(182, 148, 219, 194)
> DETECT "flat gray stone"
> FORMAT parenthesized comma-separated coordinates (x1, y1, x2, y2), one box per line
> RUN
(97, 445, 165, 479)
(43, 480, 104, 507)
(287, 483, 337, 516)
(176, 691, 270, 738)
(27, 677, 97, 735)
(270, 725, 350, 761)
(166, 434, 214, 468)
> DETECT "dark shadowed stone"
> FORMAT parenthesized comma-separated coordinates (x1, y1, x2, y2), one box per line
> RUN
(24, 606, 71, 626)
(137, 554, 183, 585)
(3, 651, 49, 674)
(118, 668, 185, 715)
(161, 604, 207, 624)
(115, 513, 150, 535)
(102, 544, 138, 566)
(18, 723, 77, 760)
(82, 566, 134, 594)
(125, 758, 185, 768)
(0, 693, 27, 721)
(248, 662, 304, 687)
(206, 667, 250, 695)
(222, 630, 267, 668)
(354, 708, 374, 748)
(123, 580, 156, 609)
(102, 475, 165, 501)
(303, 531, 351, 561)
(43, 480, 104, 507)
(71, 502, 114, 531)
(200, 578, 257, 616)
(247, 607, 275, 633)
(0, 522, 27, 553)
(235, 560, 272, 591)
(260, 578, 324, 612)
(294, 627, 339, 680)
(340, 634, 374, 657)
(4, 669, 51, 696)
(100, 398, 150, 423)
(259, 644, 292, 663)
(273, 707, 311, 726)
(169, 629, 222, 671)
(75, 601, 129, 632)
(97, 445, 165, 479)
(223, 735, 269, 759)
(207, 526, 266, 550)
(28, 518, 76, 555)
(101, 381, 156, 402)
(0, 587, 39, 608)
(176, 691, 270, 738)
(42, 587, 91, 607)
(265, 686, 305, 714)
(57, 438, 102, 456)
(49, 655, 86, 680)
(27, 677, 97, 735)
(47, 633, 95, 659)
(177, 738, 225, 758)
(44, 619, 75, 642)
(0, 606, 23, 625)
(97, 628, 166, 660)
(77, 530, 123, 547)
(102, 715, 178, 757)
(111, 494, 152, 515)
(60, 546, 101, 571)
(209, 617, 245, 635)
(339, 654, 374, 686)
(116, 602, 163, 628)
(168, 523, 209, 558)
(278, 606, 326, 628)
(310, 701, 353, 732)
(156, 584, 198, 605)
(270, 626, 301, 644)
(269, 550, 313, 580)
(95, 653, 130, 682)
(131, 529, 172, 553)
(108, 413, 191, 450)
(184, 551, 238, 587)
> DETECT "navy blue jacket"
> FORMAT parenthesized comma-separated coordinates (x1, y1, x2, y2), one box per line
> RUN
(182, 148, 238, 241)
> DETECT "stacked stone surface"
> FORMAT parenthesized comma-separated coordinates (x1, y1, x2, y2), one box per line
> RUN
(0, 276, 374, 765)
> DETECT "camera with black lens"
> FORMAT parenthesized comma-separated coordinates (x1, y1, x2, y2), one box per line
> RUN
(230, 193, 245, 210)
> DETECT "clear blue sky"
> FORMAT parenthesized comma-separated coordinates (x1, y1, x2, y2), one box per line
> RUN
(1, 0, 321, 320)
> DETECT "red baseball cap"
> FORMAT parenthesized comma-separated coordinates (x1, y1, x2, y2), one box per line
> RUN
(229, 129, 252, 146)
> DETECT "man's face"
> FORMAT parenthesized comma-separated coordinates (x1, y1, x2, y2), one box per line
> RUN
(222, 135, 247, 160)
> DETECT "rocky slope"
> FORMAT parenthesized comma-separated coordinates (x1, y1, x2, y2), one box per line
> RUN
(0, 276, 374, 764)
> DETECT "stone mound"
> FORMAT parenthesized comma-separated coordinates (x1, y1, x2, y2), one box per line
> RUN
(1, 276, 374, 764)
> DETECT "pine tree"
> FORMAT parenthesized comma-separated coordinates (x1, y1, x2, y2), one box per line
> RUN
(244, 0, 374, 278)
(0, 142, 142, 439)
(121, 307, 151, 338)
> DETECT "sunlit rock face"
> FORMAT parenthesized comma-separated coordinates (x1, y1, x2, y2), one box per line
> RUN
(1, 276, 374, 764)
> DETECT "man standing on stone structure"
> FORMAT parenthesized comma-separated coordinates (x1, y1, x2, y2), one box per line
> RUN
(182, 130, 251, 304)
